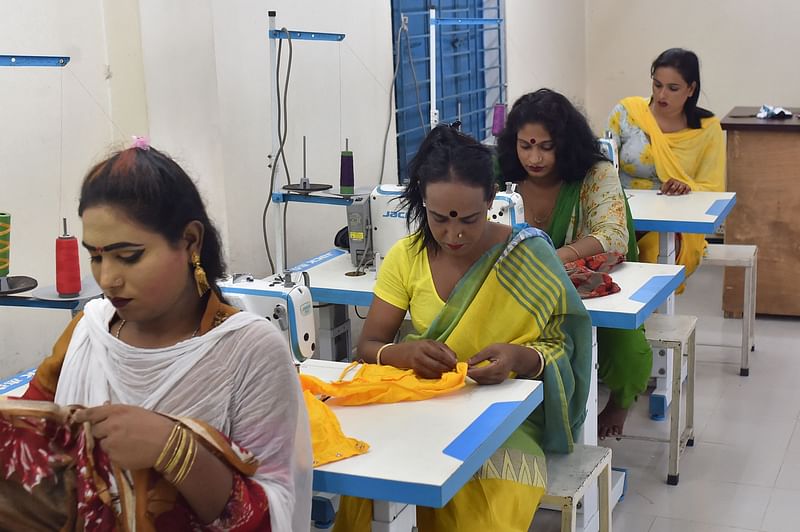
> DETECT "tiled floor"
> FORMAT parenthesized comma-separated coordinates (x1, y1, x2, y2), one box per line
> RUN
(589, 265, 800, 532)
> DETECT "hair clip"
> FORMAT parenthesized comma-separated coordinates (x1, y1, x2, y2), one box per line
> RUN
(131, 136, 150, 151)
(449, 120, 462, 131)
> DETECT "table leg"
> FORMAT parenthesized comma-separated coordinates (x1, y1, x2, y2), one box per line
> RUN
(651, 231, 678, 418)
(372, 501, 416, 532)
(316, 304, 352, 361)
(576, 328, 600, 531)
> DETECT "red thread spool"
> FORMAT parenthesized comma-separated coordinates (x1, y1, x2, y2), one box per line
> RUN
(56, 218, 81, 297)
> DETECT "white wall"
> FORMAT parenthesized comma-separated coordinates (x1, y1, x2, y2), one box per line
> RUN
(585, 0, 800, 134)
(0, 1, 120, 374)
(138, 0, 397, 276)
(505, 0, 587, 111)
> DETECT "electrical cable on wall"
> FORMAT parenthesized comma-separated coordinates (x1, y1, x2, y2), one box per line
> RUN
(378, 14, 428, 185)
(262, 29, 294, 274)
(377, 17, 407, 185)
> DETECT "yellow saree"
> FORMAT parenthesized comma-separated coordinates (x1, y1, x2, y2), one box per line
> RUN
(622, 96, 725, 288)
(333, 226, 592, 531)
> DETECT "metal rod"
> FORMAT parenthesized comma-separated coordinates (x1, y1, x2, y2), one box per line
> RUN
(62, 217, 68, 236)
(302, 135, 307, 181)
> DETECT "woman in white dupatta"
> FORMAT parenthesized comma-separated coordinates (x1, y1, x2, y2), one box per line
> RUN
(22, 140, 312, 531)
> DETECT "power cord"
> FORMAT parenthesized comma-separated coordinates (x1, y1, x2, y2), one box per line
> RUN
(378, 14, 428, 184)
(262, 28, 294, 274)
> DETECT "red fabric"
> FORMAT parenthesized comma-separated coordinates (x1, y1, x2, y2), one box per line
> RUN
(564, 251, 625, 299)
(1, 402, 270, 531)
(0, 407, 118, 531)
(21, 378, 54, 402)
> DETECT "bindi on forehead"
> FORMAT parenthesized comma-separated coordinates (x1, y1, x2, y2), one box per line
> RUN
(449, 210, 458, 218)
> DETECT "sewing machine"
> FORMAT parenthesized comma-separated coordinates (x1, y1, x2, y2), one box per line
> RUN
(217, 271, 316, 362)
(488, 185, 525, 226)
(346, 184, 524, 268)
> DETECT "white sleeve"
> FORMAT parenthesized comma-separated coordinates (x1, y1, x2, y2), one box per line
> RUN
(229, 321, 313, 531)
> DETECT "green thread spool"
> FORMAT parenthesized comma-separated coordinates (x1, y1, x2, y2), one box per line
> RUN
(0, 212, 10, 277)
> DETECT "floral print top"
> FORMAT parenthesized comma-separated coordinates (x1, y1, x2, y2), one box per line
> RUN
(607, 102, 662, 190)
(564, 160, 629, 254)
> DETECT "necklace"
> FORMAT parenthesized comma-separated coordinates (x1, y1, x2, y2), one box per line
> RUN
(114, 319, 199, 340)
(531, 202, 557, 225)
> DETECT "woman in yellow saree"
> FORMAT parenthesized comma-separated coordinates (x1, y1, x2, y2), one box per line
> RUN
(608, 48, 725, 288)
(332, 125, 592, 531)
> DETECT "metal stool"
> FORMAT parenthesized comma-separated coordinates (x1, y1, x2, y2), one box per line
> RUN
(628, 314, 697, 485)
(541, 444, 612, 532)
(702, 244, 757, 376)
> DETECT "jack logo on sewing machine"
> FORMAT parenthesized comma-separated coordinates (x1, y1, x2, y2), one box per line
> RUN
(300, 302, 312, 316)
(382, 210, 406, 219)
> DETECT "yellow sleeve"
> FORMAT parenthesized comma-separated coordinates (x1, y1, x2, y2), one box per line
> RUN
(374, 236, 414, 311)
(692, 120, 726, 192)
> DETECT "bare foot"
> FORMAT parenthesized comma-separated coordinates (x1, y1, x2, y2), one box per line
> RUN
(598, 399, 629, 440)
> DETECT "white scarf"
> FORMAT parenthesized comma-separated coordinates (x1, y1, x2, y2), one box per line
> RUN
(55, 298, 260, 408)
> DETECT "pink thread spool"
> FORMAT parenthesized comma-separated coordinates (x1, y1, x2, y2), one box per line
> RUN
(491, 103, 507, 136)
(56, 218, 81, 297)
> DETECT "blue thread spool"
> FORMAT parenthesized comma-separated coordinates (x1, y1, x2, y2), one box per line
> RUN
(340, 138, 354, 195)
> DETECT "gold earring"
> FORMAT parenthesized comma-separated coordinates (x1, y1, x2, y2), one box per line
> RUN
(191, 252, 210, 296)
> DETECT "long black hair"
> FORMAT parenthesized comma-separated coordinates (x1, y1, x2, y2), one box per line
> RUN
(78, 146, 226, 297)
(402, 125, 494, 252)
(651, 48, 714, 129)
(497, 88, 607, 184)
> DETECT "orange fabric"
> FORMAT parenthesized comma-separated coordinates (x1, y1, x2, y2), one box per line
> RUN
(301, 390, 369, 467)
(300, 362, 468, 406)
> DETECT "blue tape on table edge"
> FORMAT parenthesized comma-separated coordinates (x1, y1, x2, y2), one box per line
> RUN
(313, 386, 544, 508)
(0, 368, 36, 394)
(705, 196, 736, 224)
(289, 249, 347, 272)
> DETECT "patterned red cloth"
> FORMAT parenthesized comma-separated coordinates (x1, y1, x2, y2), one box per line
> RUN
(0, 401, 271, 531)
(564, 252, 625, 299)
(0, 403, 117, 531)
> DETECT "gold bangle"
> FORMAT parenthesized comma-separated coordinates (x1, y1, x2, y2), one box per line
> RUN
(163, 427, 188, 476)
(527, 347, 546, 379)
(172, 434, 198, 486)
(376, 343, 395, 365)
(154, 424, 181, 471)
(564, 244, 581, 260)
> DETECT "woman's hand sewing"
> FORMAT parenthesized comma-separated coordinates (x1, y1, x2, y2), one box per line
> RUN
(396, 340, 458, 379)
(468, 344, 543, 385)
(72, 404, 173, 471)
(660, 178, 691, 195)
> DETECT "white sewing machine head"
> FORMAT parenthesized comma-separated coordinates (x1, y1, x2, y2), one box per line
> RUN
(488, 185, 525, 227)
(218, 272, 316, 362)
(370, 185, 411, 261)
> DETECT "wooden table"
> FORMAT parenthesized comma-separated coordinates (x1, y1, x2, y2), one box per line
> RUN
(721, 106, 800, 316)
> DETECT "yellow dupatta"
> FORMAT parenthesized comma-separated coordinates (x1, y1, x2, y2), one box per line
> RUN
(622, 96, 726, 288)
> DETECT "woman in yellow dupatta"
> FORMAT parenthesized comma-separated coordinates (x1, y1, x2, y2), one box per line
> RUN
(332, 125, 592, 531)
(608, 48, 725, 289)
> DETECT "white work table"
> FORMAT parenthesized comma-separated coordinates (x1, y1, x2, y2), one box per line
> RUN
(303, 358, 543, 531)
(627, 189, 736, 236)
(289, 249, 685, 330)
(284, 249, 683, 532)
(627, 189, 736, 419)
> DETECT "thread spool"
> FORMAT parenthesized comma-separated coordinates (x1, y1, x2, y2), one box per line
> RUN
(491, 103, 507, 136)
(340, 138, 354, 195)
(56, 218, 81, 298)
(0, 212, 9, 278)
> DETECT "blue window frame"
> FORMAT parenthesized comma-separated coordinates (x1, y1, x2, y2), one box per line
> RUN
(390, 0, 504, 183)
